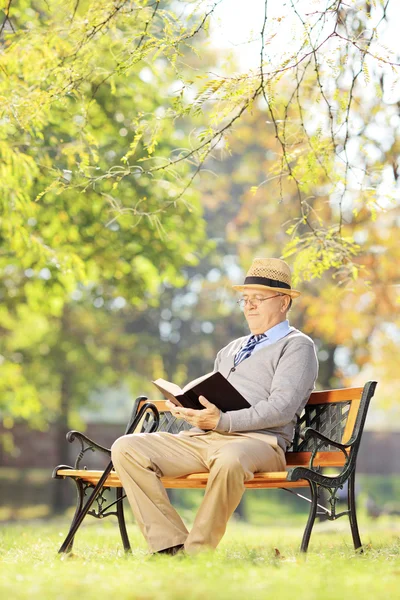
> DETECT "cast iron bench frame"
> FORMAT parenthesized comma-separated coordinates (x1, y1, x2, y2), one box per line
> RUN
(53, 380, 377, 554)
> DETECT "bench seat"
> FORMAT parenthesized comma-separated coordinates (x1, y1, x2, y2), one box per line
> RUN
(56, 449, 346, 489)
(56, 468, 309, 489)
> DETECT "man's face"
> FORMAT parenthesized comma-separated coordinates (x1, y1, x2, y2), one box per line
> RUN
(241, 290, 289, 334)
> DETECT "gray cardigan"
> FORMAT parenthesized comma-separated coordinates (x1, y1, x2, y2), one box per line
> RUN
(212, 329, 319, 451)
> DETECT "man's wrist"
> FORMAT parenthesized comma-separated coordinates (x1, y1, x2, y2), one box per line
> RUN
(212, 410, 230, 432)
(211, 410, 221, 431)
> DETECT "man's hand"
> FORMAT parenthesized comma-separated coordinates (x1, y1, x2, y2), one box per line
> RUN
(165, 396, 221, 430)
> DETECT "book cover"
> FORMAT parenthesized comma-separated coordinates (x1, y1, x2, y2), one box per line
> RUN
(152, 371, 251, 412)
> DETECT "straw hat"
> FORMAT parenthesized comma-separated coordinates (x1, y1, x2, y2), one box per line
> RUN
(232, 258, 301, 298)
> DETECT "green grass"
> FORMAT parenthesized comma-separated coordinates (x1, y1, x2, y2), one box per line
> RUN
(1, 517, 399, 600)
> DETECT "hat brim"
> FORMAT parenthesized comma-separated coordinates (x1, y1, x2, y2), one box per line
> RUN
(232, 284, 301, 298)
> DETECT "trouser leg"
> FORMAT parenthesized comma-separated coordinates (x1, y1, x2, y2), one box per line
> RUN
(184, 436, 285, 552)
(111, 432, 207, 552)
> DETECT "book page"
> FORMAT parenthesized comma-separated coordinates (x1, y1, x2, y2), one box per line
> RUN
(152, 378, 183, 397)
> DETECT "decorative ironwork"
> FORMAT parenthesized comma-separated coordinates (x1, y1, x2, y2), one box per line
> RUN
(291, 401, 350, 452)
(149, 411, 191, 434)
(81, 482, 121, 519)
(65, 431, 111, 470)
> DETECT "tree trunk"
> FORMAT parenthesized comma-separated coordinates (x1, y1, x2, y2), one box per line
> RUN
(51, 308, 74, 514)
(51, 371, 74, 514)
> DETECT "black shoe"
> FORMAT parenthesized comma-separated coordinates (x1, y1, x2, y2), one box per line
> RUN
(155, 544, 185, 556)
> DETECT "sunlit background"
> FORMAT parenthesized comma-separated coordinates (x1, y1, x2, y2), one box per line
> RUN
(0, 0, 399, 530)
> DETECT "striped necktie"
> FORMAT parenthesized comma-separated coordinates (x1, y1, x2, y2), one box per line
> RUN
(234, 334, 267, 367)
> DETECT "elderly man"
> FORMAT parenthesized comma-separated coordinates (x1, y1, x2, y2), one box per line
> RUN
(111, 258, 318, 555)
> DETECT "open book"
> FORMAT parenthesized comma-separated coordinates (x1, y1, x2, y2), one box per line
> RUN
(152, 371, 251, 412)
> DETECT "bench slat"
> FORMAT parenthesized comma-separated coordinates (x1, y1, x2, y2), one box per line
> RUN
(56, 468, 311, 489)
(162, 476, 309, 489)
(306, 387, 363, 404)
(286, 451, 345, 467)
(341, 396, 361, 445)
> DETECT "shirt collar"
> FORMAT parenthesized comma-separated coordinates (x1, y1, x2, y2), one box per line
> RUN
(260, 319, 291, 342)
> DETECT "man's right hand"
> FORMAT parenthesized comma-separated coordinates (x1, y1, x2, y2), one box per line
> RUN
(165, 397, 221, 430)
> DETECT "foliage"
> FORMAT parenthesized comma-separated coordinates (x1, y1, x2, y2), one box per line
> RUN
(211, 104, 400, 393)
(1, 1, 399, 431)
(1, 0, 210, 283)
(142, 101, 399, 398)
(0, 0, 217, 427)
(2, 1, 399, 283)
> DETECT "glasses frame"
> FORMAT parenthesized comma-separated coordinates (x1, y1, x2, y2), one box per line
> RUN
(237, 294, 282, 309)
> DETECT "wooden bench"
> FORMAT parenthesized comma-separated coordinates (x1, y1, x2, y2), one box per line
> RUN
(53, 381, 377, 554)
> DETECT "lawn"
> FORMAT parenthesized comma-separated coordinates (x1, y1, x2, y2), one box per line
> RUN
(1, 516, 399, 600)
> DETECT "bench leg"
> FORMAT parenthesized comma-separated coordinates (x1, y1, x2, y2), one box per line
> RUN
(58, 461, 114, 553)
(348, 470, 363, 552)
(300, 481, 318, 553)
(62, 478, 86, 553)
(116, 487, 131, 553)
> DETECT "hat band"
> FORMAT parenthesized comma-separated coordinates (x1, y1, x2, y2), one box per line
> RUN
(244, 276, 291, 290)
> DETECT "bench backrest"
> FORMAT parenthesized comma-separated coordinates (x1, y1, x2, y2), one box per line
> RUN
(133, 381, 376, 468)
(292, 387, 362, 451)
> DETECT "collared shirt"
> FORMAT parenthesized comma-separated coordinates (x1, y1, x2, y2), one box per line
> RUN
(243, 319, 294, 356)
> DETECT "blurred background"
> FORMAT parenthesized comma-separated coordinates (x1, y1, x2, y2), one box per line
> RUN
(0, 0, 399, 527)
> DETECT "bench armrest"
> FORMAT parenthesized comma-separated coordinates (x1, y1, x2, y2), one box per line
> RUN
(302, 427, 349, 451)
(287, 427, 350, 485)
(67, 431, 112, 456)
(54, 430, 112, 471)
(302, 427, 350, 469)
(53, 400, 160, 475)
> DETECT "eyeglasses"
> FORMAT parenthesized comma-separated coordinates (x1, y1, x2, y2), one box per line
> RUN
(237, 294, 281, 309)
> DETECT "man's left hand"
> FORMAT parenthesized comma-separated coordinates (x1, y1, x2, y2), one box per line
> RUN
(165, 396, 221, 430)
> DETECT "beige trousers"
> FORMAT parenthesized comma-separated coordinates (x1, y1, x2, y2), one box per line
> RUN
(111, 430, 286, 553)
